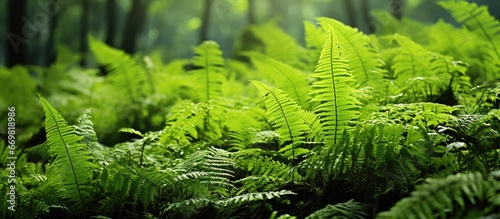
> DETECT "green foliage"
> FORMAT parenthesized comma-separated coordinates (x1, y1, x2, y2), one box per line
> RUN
(252, 81, 313, 161)
(38, 95, 95, 215)
(310, 25, 360, 145)
(247, 52, 312, 109)
(190, 41, 226, 102)
(305, 199, 367, 219)
(316, 17, 385, 88)
(4, 1, 500, 218)
(377, 172, 500, 218)
(439, 0, 500, 80)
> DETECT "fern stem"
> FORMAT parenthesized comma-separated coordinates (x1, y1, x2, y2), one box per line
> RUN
(268, 90, 296, 181)
(329, 34, 340, 145)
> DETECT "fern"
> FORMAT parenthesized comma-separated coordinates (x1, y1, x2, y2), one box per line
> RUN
(377, 172, 500, 218)
(89, 35, 151, 102)
(233, 153, 298, 193)
(252, 81, 312, 161)
(304, 21, 326, 71)
(190, 41, 226, 102)
(310, 25, 360, 145)
(317, 17, 385, 88)
(247, 52, 312, 109)
(305, 199, 367, 219)
(38, 95, 95, 215)
(247, 22, 306, 68)
(439, 0, 500, 79)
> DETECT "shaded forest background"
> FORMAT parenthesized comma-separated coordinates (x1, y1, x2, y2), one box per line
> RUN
(2, 0, 500, 68)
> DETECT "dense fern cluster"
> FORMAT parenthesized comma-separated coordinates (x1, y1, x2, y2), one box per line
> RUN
(1, 0, 500, 218)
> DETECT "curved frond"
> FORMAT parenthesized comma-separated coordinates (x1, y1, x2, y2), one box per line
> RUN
(439, 0, 500, 77)
(305, 199, 367, 219)
(89, 36, 151, 101)
(38, 95, 94, 214)
(251, 81, 312, 160)
(248, 52, 312, 109)
(377, 172, 500, 218)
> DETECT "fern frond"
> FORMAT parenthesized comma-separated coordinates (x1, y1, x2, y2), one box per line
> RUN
(233, 154, 299, 193)
(251, 81, 311, 161)
(89, 36, 151, 101)
(439, 0, 500, 77)
(215, 190, 296, 207)
(305, 199, 367, 219)
(38, 95, 94, 214)
(310, 25, 360, 145)
(317, 17, 384, 88)
(248, 22, 306, 68)
(191, 41, 226, 102)
(247, 52, 312, 109)
(377, 172, 500, 218)
(304, 21, 326, 71)
(385, 34, 432, 79)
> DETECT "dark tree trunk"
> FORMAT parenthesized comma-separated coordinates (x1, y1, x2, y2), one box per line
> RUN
(80, 0, 90, 67)
(343, 0, 357, 27)
(361, 0, 374, 33)
(199, 0, 214, 43)
(390, 0, 403, 20)
(121, 0, 151, 54)
(46, 0, 58, 66)
(105, 0, 117, 47)
(6, 0, 28, 67)
(248, 0, 256, 24)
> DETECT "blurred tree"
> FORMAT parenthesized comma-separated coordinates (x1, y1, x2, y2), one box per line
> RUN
(121, 0, 151, 54)
(361, 0, 374, 33)
(6, 0, 28, 67)
(343, 0, 357, 27)
(105, 0, 117, 47)
(391, 0, 403, 19)
(248, 0, 256, 24)
(200, 0, 214, 43)
(46, 0, 59, 66)
(80, 0, 90, 66)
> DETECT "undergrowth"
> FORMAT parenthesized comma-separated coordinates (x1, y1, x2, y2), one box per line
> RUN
(1, 0, 499, 218)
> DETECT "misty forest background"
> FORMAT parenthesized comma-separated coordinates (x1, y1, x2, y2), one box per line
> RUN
(2, 0, 499, 69)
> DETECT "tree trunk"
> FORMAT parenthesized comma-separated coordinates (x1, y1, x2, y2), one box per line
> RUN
(199, 0, 214, 43)
(46, 0, 58, 66)
(121, 0, 151, 54)
(361, 0, 374, 33)
(80, 0, 90, 67)
(390, 0, 403, 20)
(248, 0, 256, 24)
(105, 0, 117, 47)
(343, 0, 357, 27)
(6, 0, 28, 67)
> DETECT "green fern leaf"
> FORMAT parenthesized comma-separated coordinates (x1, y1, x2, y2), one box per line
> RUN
(247, 52, 312, 109)
(248, 22, 306, 68)
(311, 25, 360, 145)
(377, 172, 500, 218)
(191, 41, 226, 102)
(251, 81, 311, 160)
(439, 0, 500, 76)
(89, 35, 152, 101)
(317, 17, 384, 88)
(305, 199, 367, 219)
(38, 95, 94, 214)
